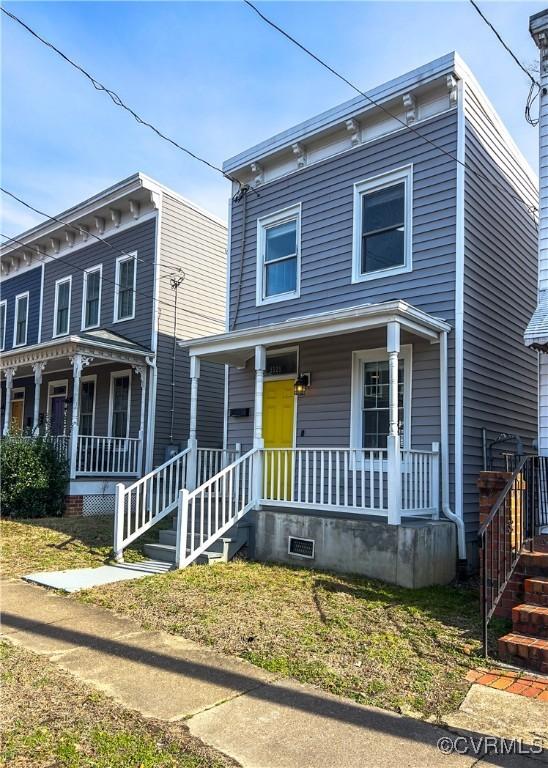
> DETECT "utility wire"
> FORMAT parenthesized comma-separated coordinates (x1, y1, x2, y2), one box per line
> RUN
(243, 0, 538, 215)
(0, 231, 225, 327)
(1, 6, 239, 187)
(468, 0, 540, 88)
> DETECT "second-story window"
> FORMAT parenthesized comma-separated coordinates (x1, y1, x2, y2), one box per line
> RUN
(14, 292, 29, 347)
(54, 277, 71, 337)
(257, 205, 301, 305)
(115, 253, 137, 322)
(82, 265, 102, 330)
(352, 165, 413, 283)
(0, 300, 6, 351)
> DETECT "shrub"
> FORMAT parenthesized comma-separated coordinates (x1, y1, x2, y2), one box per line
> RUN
(1, 437, 69, 518)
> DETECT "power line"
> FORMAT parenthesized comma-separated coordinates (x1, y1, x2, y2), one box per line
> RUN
(0, 230, 225, 327)
(243, 0, 538, 215)
(468, 0, 540, 88)
(1, 6, 238, 187)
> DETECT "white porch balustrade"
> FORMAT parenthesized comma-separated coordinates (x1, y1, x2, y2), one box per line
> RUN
(76, 435, 141, 476)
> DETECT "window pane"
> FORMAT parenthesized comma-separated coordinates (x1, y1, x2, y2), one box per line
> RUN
(80, 380, 95, 435)
(265, 257, 297, 297)
(85, 271, 100, 327)
(0, 304, 5, 348)
(362, 228, 405, 273)
(56, 282, 70, 334)
(265, 220, 297, 262)
(112, 376, 129, 437)
(266, 350, 298, 376)
(362, 183, 404, 234)
(362, 360, 404, 449)
(117, 259, 135, 319)
(16, 296, 28, 344)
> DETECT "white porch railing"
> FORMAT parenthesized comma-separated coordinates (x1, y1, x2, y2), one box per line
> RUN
(196, 445, 241, 487)
(76, 435, 141, 476)
(114, 446, 190, 560)
(401, 447, 440, 515)
(14, 434, 70, 460)
(176, 448, 257, 568)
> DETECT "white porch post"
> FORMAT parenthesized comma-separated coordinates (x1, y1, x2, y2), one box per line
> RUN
(2, 367, 16, 436)
(32, 362, 46, 434)
(386, 322, 401, 525)
(253, 345, 266, 504)
(69, 354, 91, 480)
(133, 364, 147, 475)
(186, 355, 200, 490)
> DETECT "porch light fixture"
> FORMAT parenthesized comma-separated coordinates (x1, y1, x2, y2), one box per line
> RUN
(294, 373, 310, 396)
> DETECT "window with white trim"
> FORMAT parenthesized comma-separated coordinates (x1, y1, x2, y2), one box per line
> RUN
(80, 378, 96, 436)
(54, 277, 71, 337)
(13, 293, 29, 347)
(82, 265, 102, 329)
(0, 300, 6, 351)
(352, 166, 412, 283)
(114, 253, 136, 321)
(257, 205, 301, 304)
(110, 373, 131, 437)
(351, 347, 411, 450)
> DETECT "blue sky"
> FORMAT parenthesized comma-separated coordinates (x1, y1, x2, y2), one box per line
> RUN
(1, 0, 544, 233)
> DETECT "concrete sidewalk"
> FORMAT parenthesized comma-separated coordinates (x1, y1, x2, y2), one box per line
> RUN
(1, 579, 546, 768)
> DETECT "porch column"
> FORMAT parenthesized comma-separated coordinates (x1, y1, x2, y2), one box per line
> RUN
(133, 364, 147, 475)
(32, 362, 46, 434)
(253, 345, 266, 504)
(386, 322, 401, 525)
(186, 355, 200, 490)
(2, 367, 16, 436)
(69, 354, 92, 480)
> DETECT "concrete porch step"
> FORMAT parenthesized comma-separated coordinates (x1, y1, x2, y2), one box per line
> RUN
(524, 576, 548, 606)
(144, 522, 249, 566)
(512, 603, 548, 638)
(498, 632, 548, 674)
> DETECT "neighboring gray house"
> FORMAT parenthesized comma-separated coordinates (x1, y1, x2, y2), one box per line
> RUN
(114, 54, 538, 584)
(0, 173, 226, 515)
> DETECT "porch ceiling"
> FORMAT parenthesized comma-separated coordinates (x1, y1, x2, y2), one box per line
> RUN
(180, 300, 452, 366)
(0, 329, 152, 378)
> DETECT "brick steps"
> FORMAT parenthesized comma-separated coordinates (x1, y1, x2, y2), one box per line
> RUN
(524, 577, 548, 606)
(517, 551, 548, 576)
(498, 632, 548, 674)
(511, 603, 548, 638)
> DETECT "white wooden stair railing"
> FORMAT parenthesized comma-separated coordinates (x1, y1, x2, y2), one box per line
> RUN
(175, 448, 258, 568)
(114, 446, 190, 561)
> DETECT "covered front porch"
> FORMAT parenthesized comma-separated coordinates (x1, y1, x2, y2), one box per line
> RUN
(0, 330, 153, 480)
(184, 301, 454, 527)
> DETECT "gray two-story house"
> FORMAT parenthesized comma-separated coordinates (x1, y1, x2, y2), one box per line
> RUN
(0, 173, 226, 515)
(111, 54, 538, 585)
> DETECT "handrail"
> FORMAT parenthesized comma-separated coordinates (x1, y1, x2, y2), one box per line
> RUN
(478, 456, 527, 538)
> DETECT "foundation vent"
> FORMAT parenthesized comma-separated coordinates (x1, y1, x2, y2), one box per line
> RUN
(288, 536, 315, 559)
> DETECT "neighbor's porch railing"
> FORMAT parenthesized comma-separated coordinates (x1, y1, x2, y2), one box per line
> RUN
(76, 435, 141, 476)
(260, 444, 439, 516)
(196, 445, 241, 487)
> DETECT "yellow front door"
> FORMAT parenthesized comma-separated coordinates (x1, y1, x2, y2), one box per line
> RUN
(263, 379, 295, 500)
(11, 400, 24, 433)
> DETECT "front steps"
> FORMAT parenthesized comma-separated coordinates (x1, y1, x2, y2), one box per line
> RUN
(498, 548, 548, 674)
(143, 514, 250, 567)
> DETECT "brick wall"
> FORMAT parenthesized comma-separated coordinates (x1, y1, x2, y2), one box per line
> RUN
(64, 495, 83, 517)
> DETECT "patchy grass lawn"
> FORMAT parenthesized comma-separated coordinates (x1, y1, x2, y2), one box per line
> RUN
(2, 516, 492, 719)
(81, 560, 488, 719)
(1, 517, 148, 578)
(0, 641, 233, 768)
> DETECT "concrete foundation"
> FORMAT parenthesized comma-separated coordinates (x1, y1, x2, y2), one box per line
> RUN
(252, 509, 457, 588)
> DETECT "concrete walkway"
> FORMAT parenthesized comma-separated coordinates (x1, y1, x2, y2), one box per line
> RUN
(1, 580, 546, 768)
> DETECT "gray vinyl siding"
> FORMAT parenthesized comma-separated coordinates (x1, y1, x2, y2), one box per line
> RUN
(153, 193, 227, 463)
(227, 332, 441, 453)
(229, 110, 458, 329)
(462, 87, 538, 554)
(41, 218, 156, 349)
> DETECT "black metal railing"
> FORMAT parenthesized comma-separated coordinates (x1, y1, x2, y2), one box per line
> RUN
(478, 456, 548, 656)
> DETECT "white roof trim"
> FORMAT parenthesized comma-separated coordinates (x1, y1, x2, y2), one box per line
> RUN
(180, 301, 451, 364)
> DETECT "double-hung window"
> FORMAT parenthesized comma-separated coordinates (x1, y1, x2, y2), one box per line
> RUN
(351, 346, 411, 451)
(257, 205, 301, 305)
(54, 277, 71, 337)
(79, 377, 96, 436)
(13, 292, 29, 347)
(114, 253, 136, 322)
(82, 265, 102, 330)
(0, 300, 6, 351)
(352, 165, 412, 283)
(109, 372, 131, 438)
